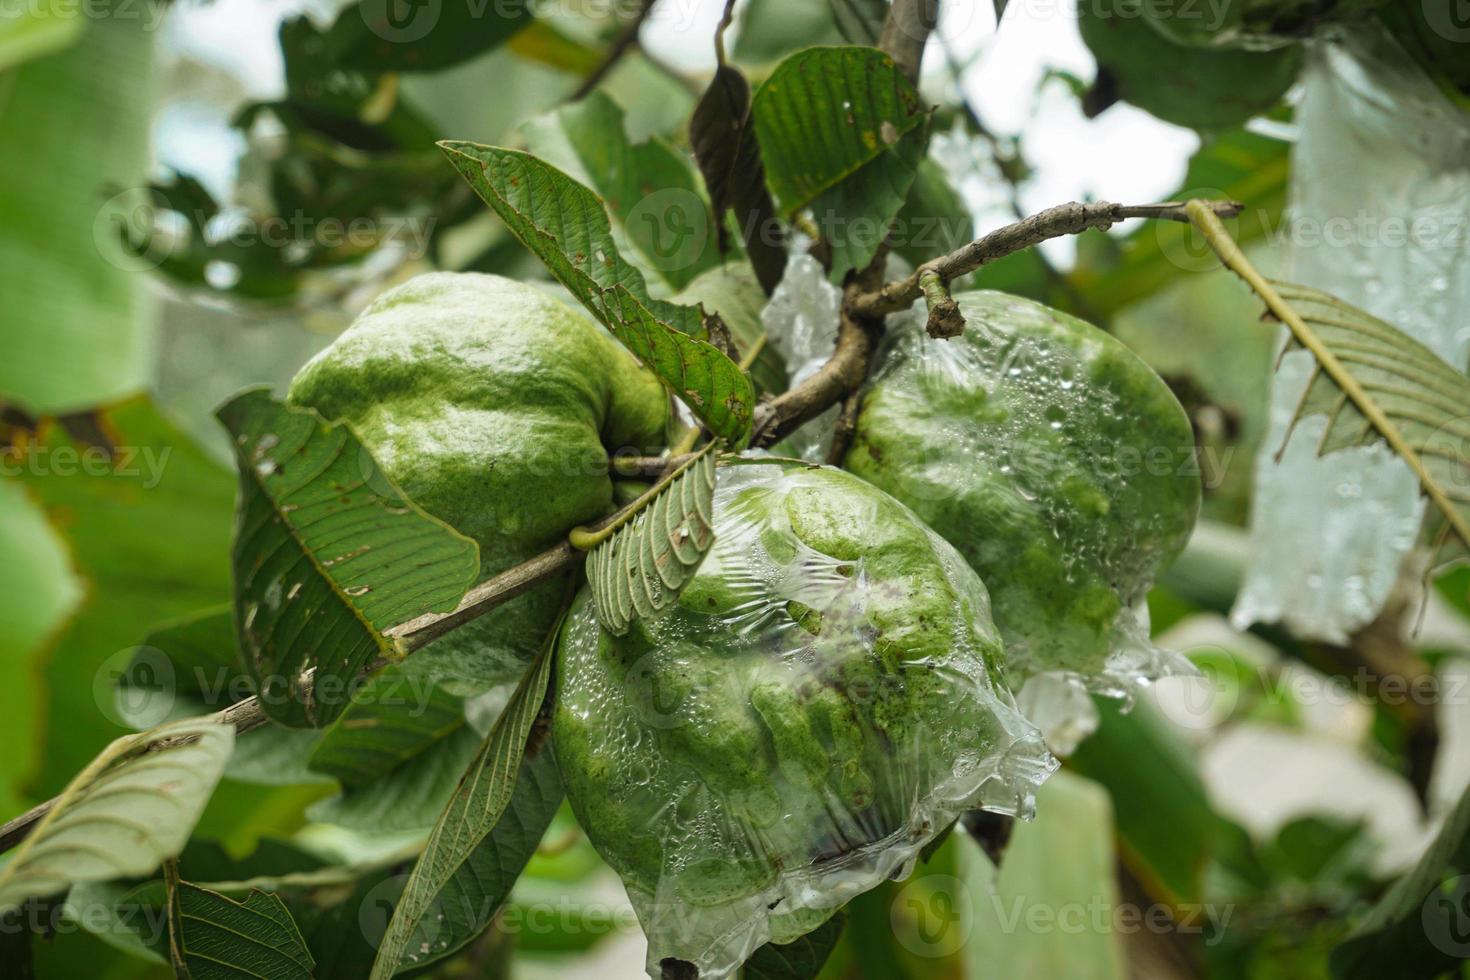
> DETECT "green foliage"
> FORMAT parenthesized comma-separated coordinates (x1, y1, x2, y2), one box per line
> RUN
(585, 446, 717, 636)
(165, 870, 314, 980)
(216, 389, 480, 727)
(0, 719, 233, 912)
(753, 46, 930, 278)
(440, 143, 756, 444)
(370, 626, 559, 977)
(1078, 0, 1301, 132)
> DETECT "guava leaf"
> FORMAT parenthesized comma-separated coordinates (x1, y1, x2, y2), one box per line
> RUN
(308, 725, 481, 834)
(827, 0, 884, 44)
(752, 46, 930, 278)
(0, 718, 234, 912)
(522, 91, 721, 291)
(587, 446, 717, 636)
(690, 65, 788, 294)
(1189, 203, 1470, 565)
(438, 141, 756, 446)
(312, 0, 531, 75)
(165, 868, 314, 980)
(1331, 780, 1470, 979)
(744, 913, 847, 978)
(307, 666, 467, 788)
(0, 4, 82, 70)
(216, 389, 480, 728)
(369, 623, 559, 978)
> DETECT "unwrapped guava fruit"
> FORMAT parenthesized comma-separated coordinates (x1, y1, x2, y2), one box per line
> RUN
(844, 290, 1201, 691)
(554, 463, 1054, 979)
(288, 272, 669, 690)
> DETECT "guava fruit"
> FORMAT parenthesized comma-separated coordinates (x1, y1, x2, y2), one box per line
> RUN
(1137, 0, 1386, 50)
(843, 291, 1201, 686)
(288, 272, 669, 690)
(553, 464, 1053, 979)
(1078, 0, 1303, 130)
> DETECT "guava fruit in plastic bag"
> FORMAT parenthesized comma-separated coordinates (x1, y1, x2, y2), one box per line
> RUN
(553, 463, 1054, 979)
(843, 290, 1201, 691)
(1078, 0, 1303, 131)
(288, 272, 669, 691)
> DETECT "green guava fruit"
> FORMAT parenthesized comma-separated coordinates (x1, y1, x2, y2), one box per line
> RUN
(1079, 0, 1303, 130)
(1135, 0, 1386, 49)
(843, 291, 1201, 685)
(288, 272, 669, 690)
(554, 464, 1053, 979)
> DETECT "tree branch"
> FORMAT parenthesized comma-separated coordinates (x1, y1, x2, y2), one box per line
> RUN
(567, 0, 659, 102)
(851, 199, 1243, 318)
(0, 193, 1249, 857)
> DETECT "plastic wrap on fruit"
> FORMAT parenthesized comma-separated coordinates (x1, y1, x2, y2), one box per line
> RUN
(287, 272, 669, 693)
(553, 463, 1054, 979)
(844, 290, 1202, 697)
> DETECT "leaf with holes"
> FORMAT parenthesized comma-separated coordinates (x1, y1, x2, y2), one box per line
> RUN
(1188, 202, 1470, 565)
(165, 867, 314, 980)
(0, 718, 233, 912)
(753, 46, 930, 278)
(588, 447, 717, 636)
(217, 388, 480, 728)
(438, 141, 755, 446)
(369, 619, 559, 979)
(690, 65, 787, 295)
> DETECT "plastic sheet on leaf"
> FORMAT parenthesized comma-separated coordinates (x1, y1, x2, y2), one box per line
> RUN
(1232, 24, 1470, 643)
(844, 291, 1201, 701)
(553, 463, 1055, 980)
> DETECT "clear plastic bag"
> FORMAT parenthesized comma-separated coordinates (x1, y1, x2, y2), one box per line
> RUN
(844, 290, 1201, 699)
(553, 463, 1054, 979)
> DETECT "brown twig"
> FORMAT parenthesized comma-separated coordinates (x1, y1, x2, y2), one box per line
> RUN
(567, 0, 659, 102)
(851, 199, 1243, 318)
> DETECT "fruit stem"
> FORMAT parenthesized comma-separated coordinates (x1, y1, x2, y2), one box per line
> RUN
(568, 441, 717, 550)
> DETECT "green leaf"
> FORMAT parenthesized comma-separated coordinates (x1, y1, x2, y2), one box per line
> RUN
(522, 91, 721, 291)
(0, 718, 234, 912)
(827, 0, 885, 44)
(587, 447, 717, 636)
(744, 913, 847, 978)
(1189, 203, 1470, 563)
(314, 0, 531, 75)
(0, 15, 157, 413)
(307, 724, 482, 834)
(964, 770, 1127, 979)
(9, 397, 236, 797)
(752, 46, 930, 278)
(673, 263, 789, 396)
(0, 5, 83, 70)
(1068, 697, 1218, 905)
(126, 608, 330, 787)
(0, 478, 82, 816)
(734, 0, 844, 64)
(216, 389, 480, 728)
(1331, 781, 1470, 979)
(438, 142, 755, 445)
(368, 619, 560, 978)
(893, 157, 975, 269)
(689, 66, 788, 294)
(308, 666, 467, 787)
(165, 867, 314, 980)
